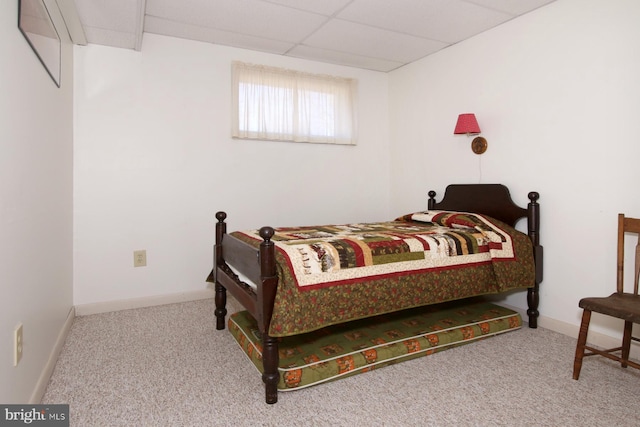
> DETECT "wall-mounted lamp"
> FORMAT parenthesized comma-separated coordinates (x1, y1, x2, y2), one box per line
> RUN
(454, 113, 487, 155)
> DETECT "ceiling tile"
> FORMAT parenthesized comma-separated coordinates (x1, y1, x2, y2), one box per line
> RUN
(144, 16, 294, 54)
(288, 45, 404, 72)
(465, 0, 557, 16)
(264, 0, 353, 16)
(303, 19, 448, 64)
(74, 0, 140, 33)
(145, 0, 327, 43)
(338, 0, 513, 43)
(82, 27, 137, 50)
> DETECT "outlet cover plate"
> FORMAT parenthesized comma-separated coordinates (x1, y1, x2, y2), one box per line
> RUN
(133, 250, 147, 267)
(14, 323, 23, 366)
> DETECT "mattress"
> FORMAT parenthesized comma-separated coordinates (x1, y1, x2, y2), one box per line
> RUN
(228, 299, 522, 391)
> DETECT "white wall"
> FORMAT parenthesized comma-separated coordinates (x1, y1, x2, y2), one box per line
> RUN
(73, 0, 640, 349)
(389, 0, 640, 340)
(0, 1, 74, 403)
(73, 35, 390, 307)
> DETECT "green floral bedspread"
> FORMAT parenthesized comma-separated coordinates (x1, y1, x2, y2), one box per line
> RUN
(230, 211, 535, 337)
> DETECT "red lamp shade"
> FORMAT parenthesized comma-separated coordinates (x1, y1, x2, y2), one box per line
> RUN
(454, 113, 481, 134)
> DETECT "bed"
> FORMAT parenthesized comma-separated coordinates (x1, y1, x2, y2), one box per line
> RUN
(208, 183, 542, 404)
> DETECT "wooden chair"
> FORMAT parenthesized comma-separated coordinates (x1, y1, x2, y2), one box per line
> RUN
(573, 214, 640, 380)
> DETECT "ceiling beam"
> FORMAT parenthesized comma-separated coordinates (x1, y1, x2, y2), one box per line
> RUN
(54, 0, 87, 45)
(134, 0, 146, 51)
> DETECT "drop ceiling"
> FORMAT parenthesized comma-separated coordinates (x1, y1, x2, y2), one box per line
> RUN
(71, 0, 556, 72)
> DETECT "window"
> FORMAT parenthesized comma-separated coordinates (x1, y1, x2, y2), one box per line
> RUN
(232, 62, 358, 145)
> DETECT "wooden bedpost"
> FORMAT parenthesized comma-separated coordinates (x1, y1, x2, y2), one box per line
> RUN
(257, 226, 279, 404)
(214, 211, 228, 331)
(526, 192, 542, 328)
(428, 190, 437, 210)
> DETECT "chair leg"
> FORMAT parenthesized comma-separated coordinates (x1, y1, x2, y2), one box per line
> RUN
(573, 309, 591, 380)
(621, 321, 632, 368)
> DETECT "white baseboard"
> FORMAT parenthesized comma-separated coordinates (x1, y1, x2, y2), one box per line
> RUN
(74, 289, 215, 316)
(499, 302, 640, 360)
(31, 289, 216, 402)
(31, 306, 75, 404)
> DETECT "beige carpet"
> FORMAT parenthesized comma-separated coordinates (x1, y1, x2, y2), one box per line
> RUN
(42, 297, 640, 426)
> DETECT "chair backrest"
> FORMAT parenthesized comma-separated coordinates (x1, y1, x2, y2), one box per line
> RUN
(617, 214, 640, 295)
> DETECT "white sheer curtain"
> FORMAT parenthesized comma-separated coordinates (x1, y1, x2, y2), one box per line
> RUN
(232, 62, 358, 145)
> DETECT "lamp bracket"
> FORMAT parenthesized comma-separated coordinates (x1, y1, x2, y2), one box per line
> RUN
(471, 136, 488, 155)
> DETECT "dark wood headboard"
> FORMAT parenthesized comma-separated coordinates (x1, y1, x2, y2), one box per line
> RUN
(428, 183, 535, 228)
(428, 183, 543, 328)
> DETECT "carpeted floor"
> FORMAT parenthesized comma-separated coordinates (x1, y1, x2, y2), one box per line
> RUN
(42, 297, 640, 426)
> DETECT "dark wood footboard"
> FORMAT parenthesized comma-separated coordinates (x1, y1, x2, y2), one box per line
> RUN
(212, 212, 280, 403)
(210, 184, 542, 404)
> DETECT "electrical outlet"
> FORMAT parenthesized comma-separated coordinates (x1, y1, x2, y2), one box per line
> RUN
(133, 250, 147, 267)
(14, 324, 23, 367)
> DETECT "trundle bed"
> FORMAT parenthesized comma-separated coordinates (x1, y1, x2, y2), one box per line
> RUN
(208, 184, 543, 404)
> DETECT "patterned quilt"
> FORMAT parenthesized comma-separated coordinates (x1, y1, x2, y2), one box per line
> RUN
(230, 211, 535, 337)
